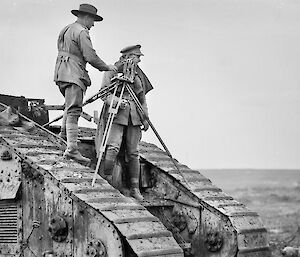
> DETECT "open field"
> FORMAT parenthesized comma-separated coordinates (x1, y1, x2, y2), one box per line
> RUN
(200, 169, 300, 257)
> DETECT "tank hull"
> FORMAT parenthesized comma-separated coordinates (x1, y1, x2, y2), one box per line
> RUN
(0, 102, 270, 257)
(0, 124, 183, 257)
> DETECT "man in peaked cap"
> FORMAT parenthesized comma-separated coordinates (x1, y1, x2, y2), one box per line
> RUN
(120, 45, 144, 56)
(95, 44, 153, 201)
(54, 4, 117, 166)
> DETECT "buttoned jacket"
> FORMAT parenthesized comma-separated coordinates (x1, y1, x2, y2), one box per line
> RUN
(101, 70, 147, 126)
(95, 65, 151, 155)
(54, 22, 109, 91)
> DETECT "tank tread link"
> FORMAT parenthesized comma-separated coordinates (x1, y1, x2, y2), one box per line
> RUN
(0, 111, 270, 257)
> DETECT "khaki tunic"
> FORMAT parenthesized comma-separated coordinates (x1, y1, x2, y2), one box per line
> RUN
(54, 22, 109, 91)
(94, 70, 148, 156)
(101, 70, 147, 126)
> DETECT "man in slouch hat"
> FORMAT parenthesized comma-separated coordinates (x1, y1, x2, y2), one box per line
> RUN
(54, 4, 117, 165)
(95, 44, 153, 201)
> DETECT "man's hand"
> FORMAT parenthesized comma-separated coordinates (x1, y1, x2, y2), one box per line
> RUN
(141, 119, 149, 131)
(107, 65, 118, 72)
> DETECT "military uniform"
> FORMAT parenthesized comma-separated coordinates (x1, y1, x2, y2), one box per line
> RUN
(96, 45, 153, 200)
(54, 22, 110, 92)
(54, 4, 114, 165)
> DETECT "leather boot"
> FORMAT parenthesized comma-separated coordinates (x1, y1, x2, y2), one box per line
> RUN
(102, 158, 114, 185)
(64, 148, 91, 166)
(63, 119, 91, 166)
(130, 186, 144, 201)
(103, 158, 115, 176)
(111, 160, 131, 196)
(128, 159, 144, 201)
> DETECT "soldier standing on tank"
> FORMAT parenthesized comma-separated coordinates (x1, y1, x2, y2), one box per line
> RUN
(95, 45, 153, 201)
(54, 4, 117, 165)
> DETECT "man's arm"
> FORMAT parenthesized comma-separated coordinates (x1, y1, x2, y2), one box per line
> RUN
(100, 70, 122, 106)
(137, 91, 149, 131)
(79, 30, 116, 72)
(101, 70, 116, 88)
(137, 92, 149, 119)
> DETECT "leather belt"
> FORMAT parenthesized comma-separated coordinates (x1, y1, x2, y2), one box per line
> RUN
(58, 51, 85, 66)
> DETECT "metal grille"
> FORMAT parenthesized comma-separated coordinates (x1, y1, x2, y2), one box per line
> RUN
(0, 201, 18, 243)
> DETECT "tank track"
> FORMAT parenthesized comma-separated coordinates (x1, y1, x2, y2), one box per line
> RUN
(138, 141, 270, 257)
(0, 124, 183, 257)
(0, 107, 270, 256)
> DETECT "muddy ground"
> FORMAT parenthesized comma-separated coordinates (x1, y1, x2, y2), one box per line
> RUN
(200, 169, 300, 257)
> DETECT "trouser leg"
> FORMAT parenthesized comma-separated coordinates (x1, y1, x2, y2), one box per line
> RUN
(60, 84, 90, 166)
(103, 124, 124, 181)
(128, 158, 140, 187)
(65, 115, 79, 151)
(126, 126, 143, 201)
(58, 87, 67, 140)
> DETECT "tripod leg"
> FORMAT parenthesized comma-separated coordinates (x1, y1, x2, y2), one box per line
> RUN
(125, 84, 190, 188)
(92, 112, 115, 186)
(92, 85, 126, 186)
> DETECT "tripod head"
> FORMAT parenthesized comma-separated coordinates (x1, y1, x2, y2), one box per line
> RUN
(121, 58, 137, 83)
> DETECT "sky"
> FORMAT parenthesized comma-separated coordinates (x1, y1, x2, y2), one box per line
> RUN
(0, 0, 299, 169)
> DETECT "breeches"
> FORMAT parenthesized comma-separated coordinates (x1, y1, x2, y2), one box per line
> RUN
(106, 123, 141, 162)
(59, 83, 83, 118)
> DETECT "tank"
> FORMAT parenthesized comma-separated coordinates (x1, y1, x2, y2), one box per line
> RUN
(0, 98, 270, 257)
